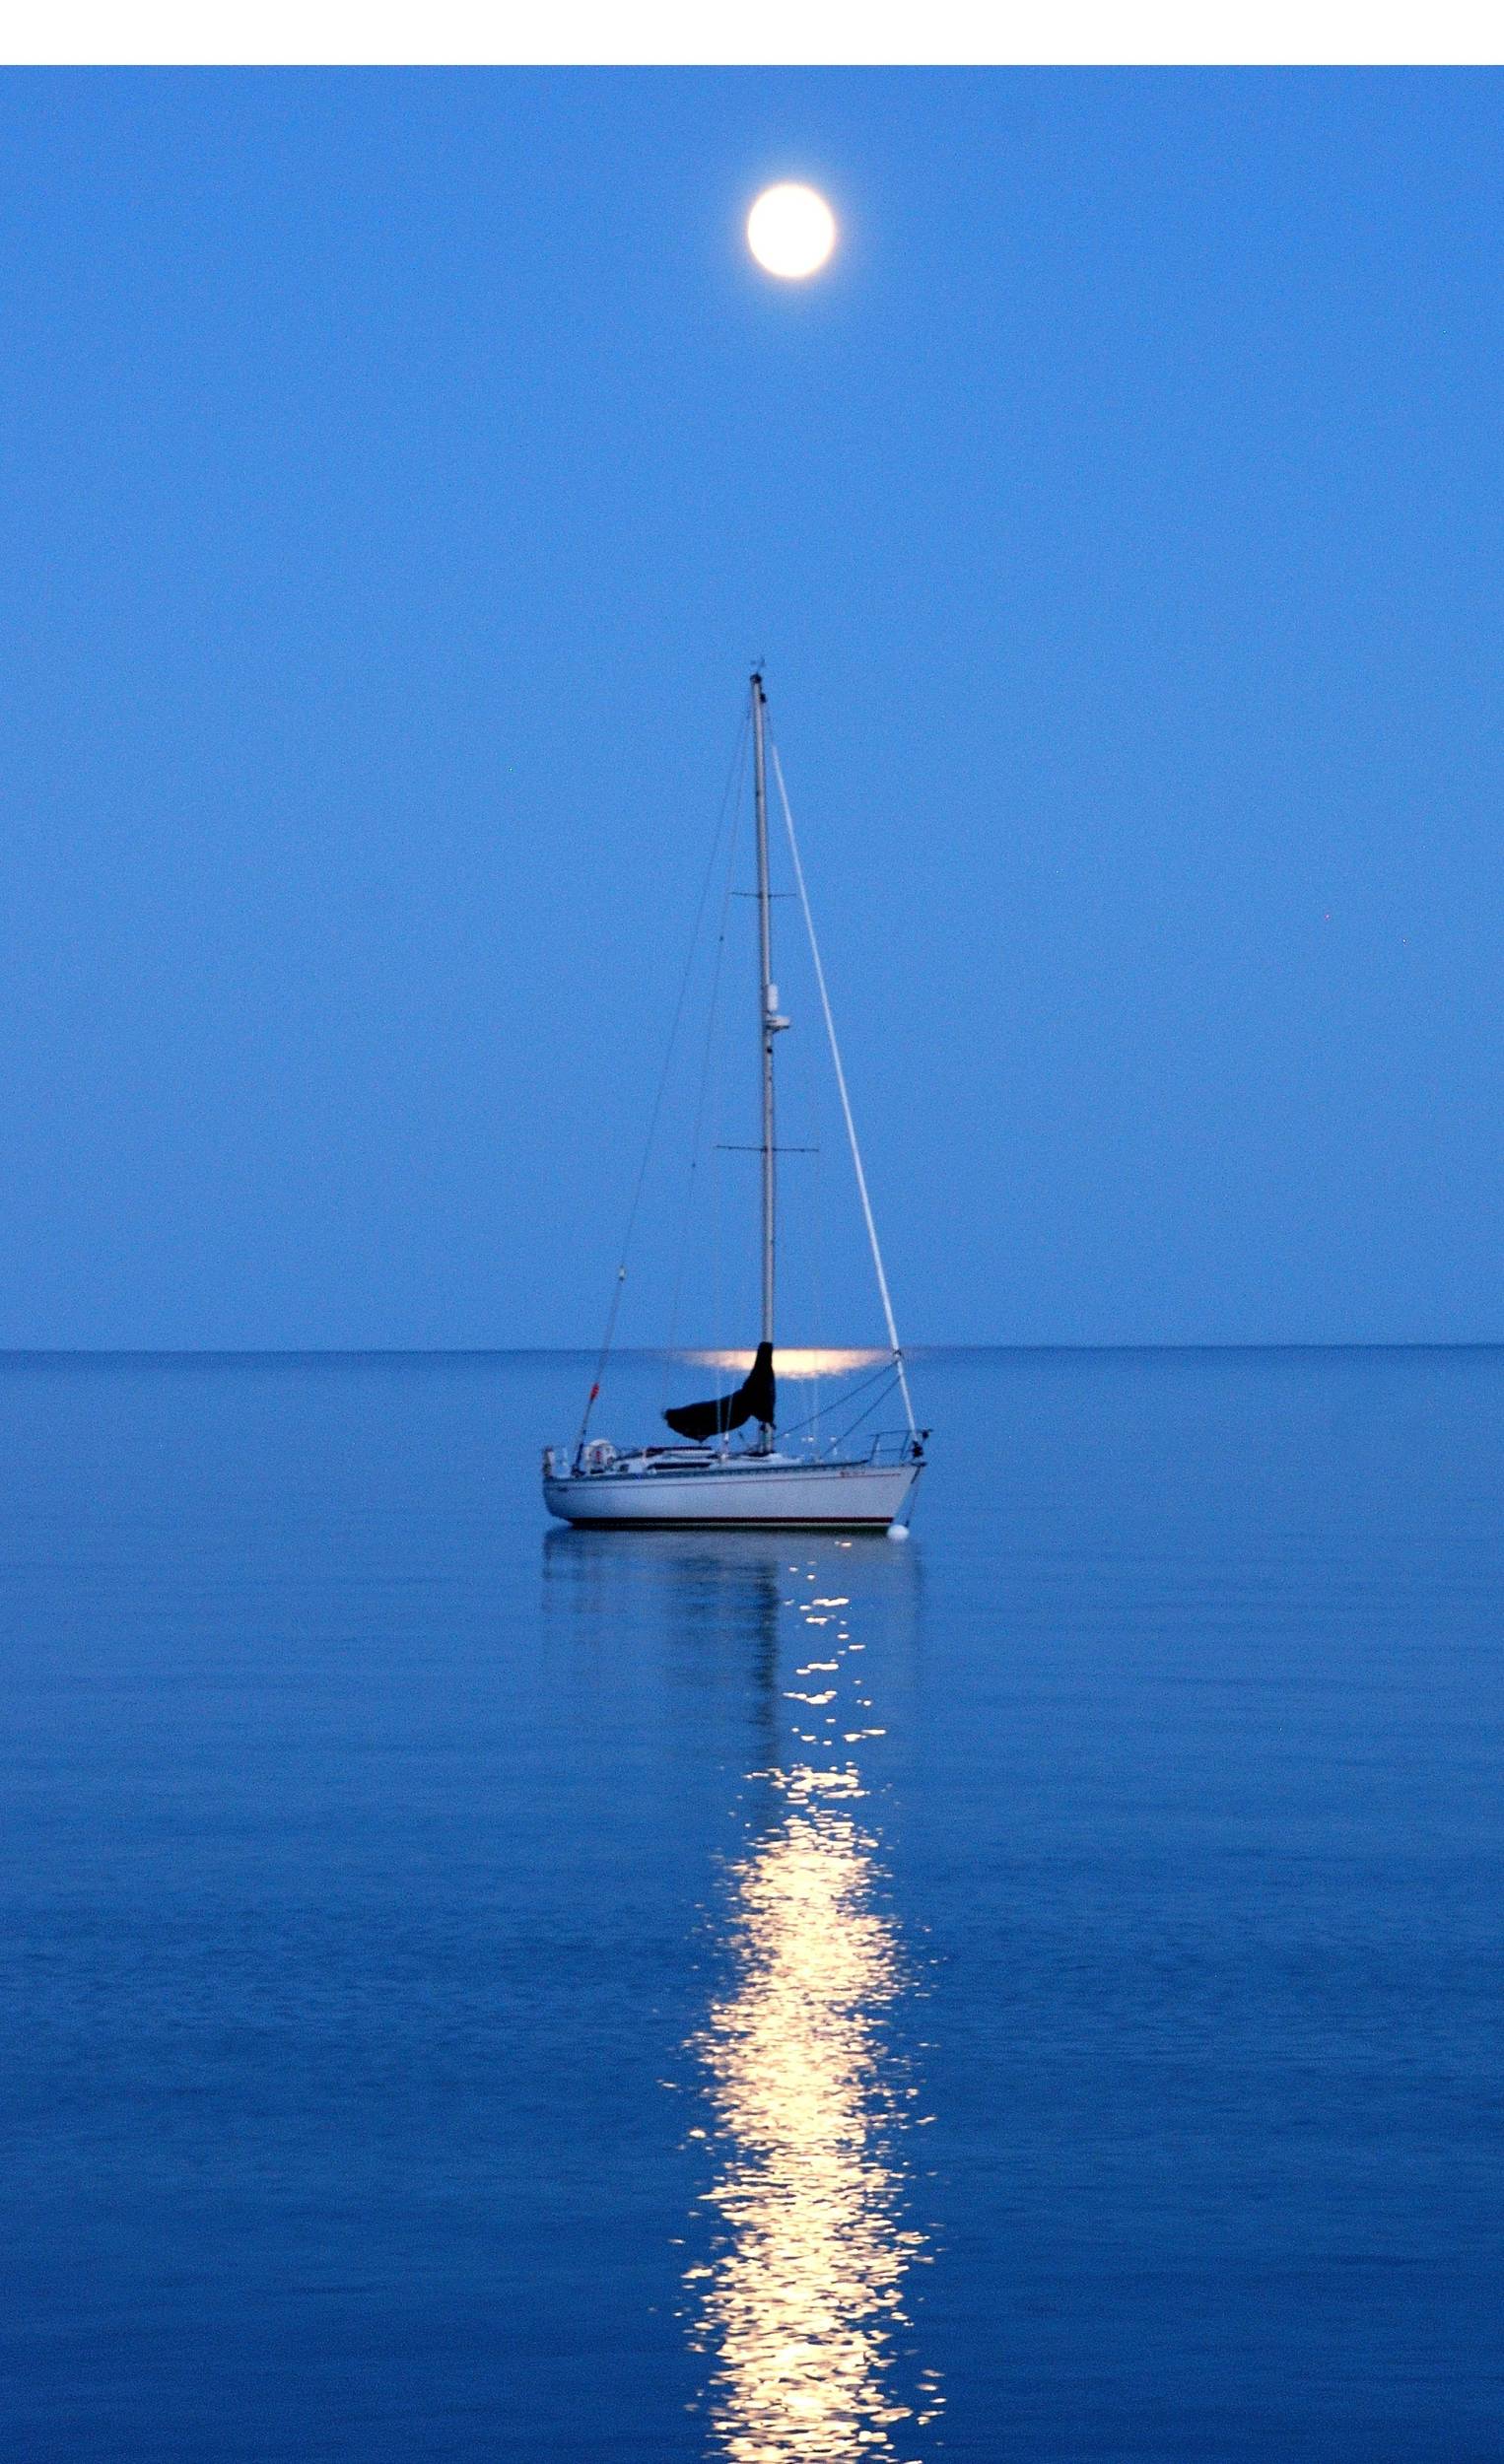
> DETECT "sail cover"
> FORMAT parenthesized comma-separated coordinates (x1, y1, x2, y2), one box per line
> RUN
(663, 1342, 776, 1443)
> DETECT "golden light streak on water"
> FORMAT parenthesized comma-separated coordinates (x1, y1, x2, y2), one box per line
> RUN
(690, 1742, 932, 2461)
(681, 1348, 887, 1382)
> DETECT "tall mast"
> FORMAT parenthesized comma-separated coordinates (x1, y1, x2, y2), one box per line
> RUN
(751, 671, 779, 1397)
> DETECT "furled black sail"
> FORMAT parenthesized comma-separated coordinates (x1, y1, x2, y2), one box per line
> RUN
(663, 1342, 776, 1443)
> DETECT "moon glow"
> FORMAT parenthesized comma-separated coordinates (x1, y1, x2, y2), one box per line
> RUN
(746, 183, 838, 280)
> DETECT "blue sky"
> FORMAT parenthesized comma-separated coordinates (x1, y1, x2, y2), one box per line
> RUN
(2, 70, 1502, 1346)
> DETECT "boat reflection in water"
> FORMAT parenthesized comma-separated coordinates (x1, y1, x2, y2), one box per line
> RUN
(686, 1536, 938, 2462)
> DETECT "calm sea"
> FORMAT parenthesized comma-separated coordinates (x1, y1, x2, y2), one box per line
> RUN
(2, 1347, 1500, 2462)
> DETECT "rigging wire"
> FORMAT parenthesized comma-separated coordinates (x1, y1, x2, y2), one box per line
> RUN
(710, 1064, 726, 1444)
(574, 709, 750, 1460)
(662, 754, 745, 1406)
(824, 1372, 901, 1454)
(768, 733, 919, 1443)
(805, 940, 828, 1452)
(781, 924, 826, 1450)
(775, 1356, 896, 1445)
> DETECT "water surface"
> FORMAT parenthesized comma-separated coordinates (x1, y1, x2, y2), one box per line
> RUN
(2, 1348, 1500, 2459)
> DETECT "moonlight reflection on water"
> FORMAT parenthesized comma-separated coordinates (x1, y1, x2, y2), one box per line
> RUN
(688, 1572, 938, 2461)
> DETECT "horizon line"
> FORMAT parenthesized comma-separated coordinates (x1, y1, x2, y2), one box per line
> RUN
(4, 1340, 1504, 1360)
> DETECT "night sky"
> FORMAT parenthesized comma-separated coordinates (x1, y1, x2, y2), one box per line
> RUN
(3, 70, 1501, 1345)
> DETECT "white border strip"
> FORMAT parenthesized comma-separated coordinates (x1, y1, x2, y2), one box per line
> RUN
(10, 3, 1500, 68)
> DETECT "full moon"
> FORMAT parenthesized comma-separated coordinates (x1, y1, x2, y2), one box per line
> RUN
(746, 183, 837, 280)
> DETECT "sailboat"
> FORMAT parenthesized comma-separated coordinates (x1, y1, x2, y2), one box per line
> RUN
(542, 672, 926, 1533)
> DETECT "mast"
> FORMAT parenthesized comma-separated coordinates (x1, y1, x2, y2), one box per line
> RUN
(751, 671, 782, 1442)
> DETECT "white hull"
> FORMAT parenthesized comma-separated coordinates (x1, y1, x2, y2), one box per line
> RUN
(543, 1455, 921, 1530)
